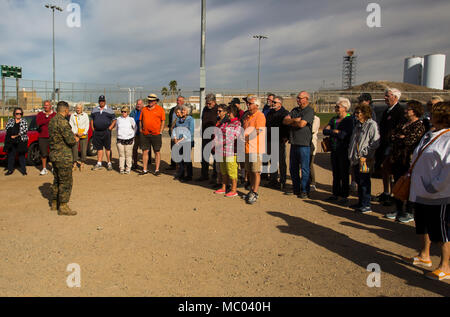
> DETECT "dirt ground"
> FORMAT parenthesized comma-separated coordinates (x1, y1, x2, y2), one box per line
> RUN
(0, 134, 448, 297)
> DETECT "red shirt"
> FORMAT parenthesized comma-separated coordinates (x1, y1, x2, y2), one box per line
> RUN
(36, 111, 56, 138)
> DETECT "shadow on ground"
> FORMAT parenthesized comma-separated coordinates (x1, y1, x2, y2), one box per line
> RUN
(267, 211, 449, 297)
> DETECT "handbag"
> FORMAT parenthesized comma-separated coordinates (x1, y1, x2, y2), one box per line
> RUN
(356, 144, 370, 174)
(321, 137, 331, 152)
(392, 129, 450, 201)
(359, 159, 370, 173)
(75, 115, 87, 139)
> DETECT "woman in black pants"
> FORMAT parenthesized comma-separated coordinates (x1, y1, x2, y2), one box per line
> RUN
(385, 101, 425, 223)
(4, 107, 29, 175)
(323, 97, 354, 205)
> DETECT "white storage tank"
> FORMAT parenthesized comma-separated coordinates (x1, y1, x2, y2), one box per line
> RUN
(423, 54, 446, 90)
(403, 56, 423, 85)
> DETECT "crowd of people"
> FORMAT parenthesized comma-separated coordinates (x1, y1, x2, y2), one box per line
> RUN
(3, 89, 449, 281)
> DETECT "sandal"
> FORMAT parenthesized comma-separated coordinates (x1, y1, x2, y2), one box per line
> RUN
(402, 256, 432, 268)
(425, 269, 450, 281)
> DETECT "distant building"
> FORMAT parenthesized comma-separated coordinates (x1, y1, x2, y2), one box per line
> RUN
(18, 89, 42, 110)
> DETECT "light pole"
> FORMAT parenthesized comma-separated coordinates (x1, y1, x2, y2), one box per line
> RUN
(45, 4, 63, 106)
(199, 0, 206, 117)
(253, 35, 268, 98)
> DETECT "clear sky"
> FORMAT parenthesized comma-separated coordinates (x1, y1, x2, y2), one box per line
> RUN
(1, 0, 449, 92)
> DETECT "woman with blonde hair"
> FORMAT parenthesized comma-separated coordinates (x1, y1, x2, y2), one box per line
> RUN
(116, 106, 137, 174)
(69, 103, 90, 171)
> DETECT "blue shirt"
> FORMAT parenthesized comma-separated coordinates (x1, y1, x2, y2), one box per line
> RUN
(173, 116, 195, 142)
(130, 109, 142, 135)
(91, 105, 116, 131)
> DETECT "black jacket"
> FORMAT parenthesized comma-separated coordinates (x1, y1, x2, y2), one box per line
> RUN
(379, 103, 405, 148)
(323, 115, 354, 152)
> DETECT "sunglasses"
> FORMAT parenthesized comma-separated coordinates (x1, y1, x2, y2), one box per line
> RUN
(15, 112, 23, 115)
(121, 111, 128, 113)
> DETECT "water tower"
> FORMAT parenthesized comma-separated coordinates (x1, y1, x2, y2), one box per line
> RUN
(342, 50, 357, 89)
(403, 56, 423, 86)
(423, 54, 446, 90)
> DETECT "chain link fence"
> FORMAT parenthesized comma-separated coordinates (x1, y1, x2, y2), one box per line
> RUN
(1, 77, 449, 116)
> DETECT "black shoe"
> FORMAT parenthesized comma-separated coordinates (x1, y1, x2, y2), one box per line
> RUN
(280, 183, 286, 192)
(139, 170, 149, 176)
(298, 192, 309, 199)
(5, 170, 13, 176)
(181, 176, 192, 182)
(154, 170, 161, 176)
(20, 170, 27, 176)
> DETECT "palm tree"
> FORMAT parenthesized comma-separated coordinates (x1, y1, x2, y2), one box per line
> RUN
(169, 80, 178, 98)
(161, 87, 169, 104)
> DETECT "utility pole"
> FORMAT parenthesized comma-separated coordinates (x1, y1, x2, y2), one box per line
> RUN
(45, 4, 63, 107)
(199, 0, 206, 116)
(252, 35, 268, 98)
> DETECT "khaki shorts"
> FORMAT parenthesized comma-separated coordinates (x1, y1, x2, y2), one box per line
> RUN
(245, 153, 262, 173)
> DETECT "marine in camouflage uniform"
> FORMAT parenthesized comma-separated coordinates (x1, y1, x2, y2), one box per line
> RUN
(48, 101, 78, 216)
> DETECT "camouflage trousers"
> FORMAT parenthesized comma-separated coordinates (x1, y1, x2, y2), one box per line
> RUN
(51, 161, 73, 204)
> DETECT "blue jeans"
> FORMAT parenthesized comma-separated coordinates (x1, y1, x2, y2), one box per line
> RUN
(289, 145, 311, 194)
(353, 165, 371, 208)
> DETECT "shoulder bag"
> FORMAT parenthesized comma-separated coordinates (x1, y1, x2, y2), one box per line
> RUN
(392, 129, 450, 201)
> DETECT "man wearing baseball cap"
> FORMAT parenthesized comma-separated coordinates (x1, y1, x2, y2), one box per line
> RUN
(139, 94, 165, 175)
(90, 95, 116, 171)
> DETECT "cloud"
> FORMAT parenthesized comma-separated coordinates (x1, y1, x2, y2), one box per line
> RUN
(0, 0, 449, 96)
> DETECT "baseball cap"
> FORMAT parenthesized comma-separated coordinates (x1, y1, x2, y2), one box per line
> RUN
(98, 95, 106, 102)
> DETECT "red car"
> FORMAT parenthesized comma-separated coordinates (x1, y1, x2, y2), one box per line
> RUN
(0, 115, 96, 165)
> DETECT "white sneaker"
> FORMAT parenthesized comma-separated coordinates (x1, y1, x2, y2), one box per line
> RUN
(310, 184, 317, 192)
(40, 168, 48, 175)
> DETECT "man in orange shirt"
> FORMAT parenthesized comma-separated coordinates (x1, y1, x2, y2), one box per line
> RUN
(241, 94, 266, 204)
(139, 94, 166, 175)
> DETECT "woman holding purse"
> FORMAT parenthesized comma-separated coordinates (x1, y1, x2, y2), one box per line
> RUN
(348, 103, 380, 213)
(385, 101, 425, 223)
(4, 107, 28, 176)
(402, 102, 450, 281)
(69, 104, 90, 171)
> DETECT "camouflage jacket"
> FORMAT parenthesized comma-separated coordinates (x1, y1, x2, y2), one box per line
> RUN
(49, 113, 77, 163)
